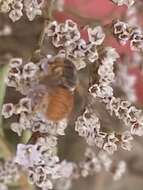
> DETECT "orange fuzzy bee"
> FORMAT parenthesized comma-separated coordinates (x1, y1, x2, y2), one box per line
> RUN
(32, 58, 78, 122)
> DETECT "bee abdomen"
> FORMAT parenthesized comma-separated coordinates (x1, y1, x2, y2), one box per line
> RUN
(45, 87, 74, 121)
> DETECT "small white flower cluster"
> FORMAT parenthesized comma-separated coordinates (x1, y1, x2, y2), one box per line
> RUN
(113, 20, 143, 51)
(28, 160, 75, 190)
(0, 0, 44, 22)
(75, 108, 101, 146)
(105, 97, 143, 137)
(15, 136, 58, 167)
(75, 108, 133, 154)
(45, 20, 105, 70)
(2, 97, 32, 119)
(5, 58, 40, 94)
(2, 102, 68, 136)
(15, 136, 75, 190)
(89, 47, 119, 99)
(24, 0, 44, 21)
(79, 148, 126, 180)
(111, 0, 135, 7)
(11, 113, 67, 136)
(15, 143, 43, 168)
(0, 0, 14, 13)
(0, 159, 19, 190)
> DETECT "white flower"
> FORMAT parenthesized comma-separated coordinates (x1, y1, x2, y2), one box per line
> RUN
(45, 21, 59, 36)
(94, 132, 106, 148)
(107, 133, 119, 144)
(9, 58, 23, 68)
(130, 30, 143, 51)
(88, 26, 105, 45)
(65, 19, 78, 31)
(121, 140, 132, 151)
(121, 131, 133, 142)
(112, 0, 134, 7)
(11, 122, 23, 136)
(9, 9, 23, 22)
(86, 43, 99, 62)
(103, 47, 120, 63)
(0, 0, 13, 13)
(73, 59, 86, 70)
(121, 131, 133, 151)
(97, 85, 113, 98)
(131, 123, 143, 136)
(15, 97, 32, 114)
(89, 84, 99, 98)
(75, 108, 101, 146)
(55, 119, 68, 135)
(22, 62, 39, 79)
(103, 141, 117, 154)
(114, 21, 127, 34)
(2, 103, 15, 118)
(89, 84, 113, 99)
(24, 0, 44, 21)
(28, 166, 53, 189)
(15, 144, 42, 168)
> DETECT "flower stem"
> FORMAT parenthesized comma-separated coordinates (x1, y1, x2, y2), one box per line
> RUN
(31, 0, 56, 62)
(0, 64, 9, 134)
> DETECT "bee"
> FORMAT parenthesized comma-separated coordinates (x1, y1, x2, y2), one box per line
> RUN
(31, 57, 78, 122)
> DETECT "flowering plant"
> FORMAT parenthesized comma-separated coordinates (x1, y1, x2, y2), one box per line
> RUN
(0, 0, 143, 190)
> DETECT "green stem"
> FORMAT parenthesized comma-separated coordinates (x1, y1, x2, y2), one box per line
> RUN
(31, 0, 56, 62)
(0, 134, 12, 157)
(48, 0, 56, 20)
(0, 64, 9, 135)
(40, 0, 56, 47)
